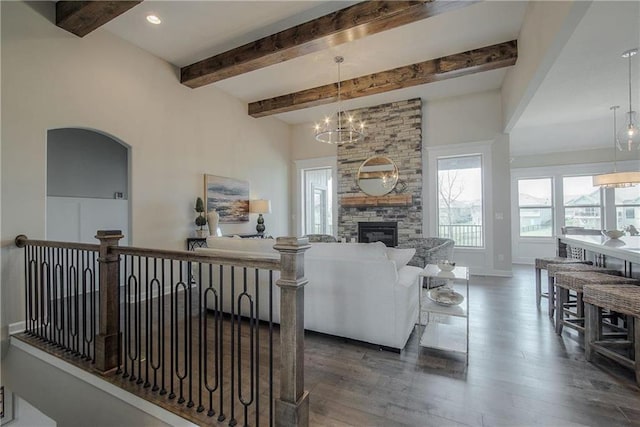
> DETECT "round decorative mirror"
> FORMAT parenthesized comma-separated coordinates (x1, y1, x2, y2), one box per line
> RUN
(357, 156, 399, 196)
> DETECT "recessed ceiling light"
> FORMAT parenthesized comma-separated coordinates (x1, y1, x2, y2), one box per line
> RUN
(146, 14, 161, 25)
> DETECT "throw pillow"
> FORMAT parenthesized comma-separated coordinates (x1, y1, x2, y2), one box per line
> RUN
(386, 247, 416, 269)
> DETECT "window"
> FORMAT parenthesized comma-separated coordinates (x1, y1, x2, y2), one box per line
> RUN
(302, 167, 333, 235)
(518, 178, 553, 237)
(615, 186, 640, 229)
(437, 155, 483, 247)
(563, 176, 602, 230)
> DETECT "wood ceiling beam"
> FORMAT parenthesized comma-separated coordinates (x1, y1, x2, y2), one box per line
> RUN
(248, 40, 517, 118)
(180, 0, 479, 88)
(56, 1, 143, 37)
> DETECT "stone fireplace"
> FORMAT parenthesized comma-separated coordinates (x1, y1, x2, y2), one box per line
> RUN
(338, 98, 422, 245)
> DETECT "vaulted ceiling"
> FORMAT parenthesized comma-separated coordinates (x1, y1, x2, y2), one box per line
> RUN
(55, 1, 640, 157)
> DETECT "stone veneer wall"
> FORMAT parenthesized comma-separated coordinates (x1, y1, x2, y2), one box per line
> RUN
(338, 98, 422, 243)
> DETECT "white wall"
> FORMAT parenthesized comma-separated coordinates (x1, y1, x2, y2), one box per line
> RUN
(1, 1, 291, 327)
(423, 91, 512, 276)
(501, 0, 590, 132)
(4, 343, 176, 427)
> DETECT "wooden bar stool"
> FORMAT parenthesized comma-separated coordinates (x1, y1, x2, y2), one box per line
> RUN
(554, 272, 639, 335)
(584, 285, 640, 386)
(534, 257, 591, 311)
(546, 264, 620, 319)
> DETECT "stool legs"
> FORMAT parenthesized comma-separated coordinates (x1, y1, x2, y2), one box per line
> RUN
(585, 303, 600, 362)
(635, 317, 640, 385)
(555, 288, 567, 335)
(548, 272, 555, 318)
(535, 267, 542, 308)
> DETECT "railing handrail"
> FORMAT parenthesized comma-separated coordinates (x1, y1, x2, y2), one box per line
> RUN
(15, 235, 99, 252)
(114, 246, 282, 271)
(15, 235, 282, 271)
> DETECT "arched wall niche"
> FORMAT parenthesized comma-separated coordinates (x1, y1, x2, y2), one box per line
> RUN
(46, 127, 131, 244)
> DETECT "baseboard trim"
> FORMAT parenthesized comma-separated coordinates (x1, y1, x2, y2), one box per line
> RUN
(469, 268, 513, 277)
(9, 321, 25, 335)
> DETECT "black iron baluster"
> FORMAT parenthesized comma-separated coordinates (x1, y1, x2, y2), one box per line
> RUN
(91, 251, 97, 363)
(137, 256, 143, 385)
(197, 262, 204, 414)
(120, 255, 131, 378)
(230, 266, 236, 427)
(81, 250, 89, 359)
(238, 267, 255, 427)
(169, 261, 175, 400)
(160, 258, 167, 396)
(67, 250, 77, 353)
(47, 247, 55, 343)
(23, 243, 28, 335)
(128, 256, 140, 381)
(144, 256, 151, 388)
(54, 248, 63, 348)
(269, 270, 273, 427)
(40, 247, 51, 341)
(218, 265, 226, 423)
(73, 249, 80, 354)
(175, 262, 188, 405)
(187, 261, 194, 409)
(203, 263, 220, 418)
(255, 268, 260, 427)
(150, 258, 161, 392)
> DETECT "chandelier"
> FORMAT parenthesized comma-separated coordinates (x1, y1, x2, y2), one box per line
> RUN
(593, 105, 640, 188)
(314, 56, 364, 144)
(618, 48, 639, 150)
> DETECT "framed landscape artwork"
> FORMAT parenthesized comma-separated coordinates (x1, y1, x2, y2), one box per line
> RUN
(204, 174, 249, 223)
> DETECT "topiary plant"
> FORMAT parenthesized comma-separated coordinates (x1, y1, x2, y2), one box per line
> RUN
(194, 197, 207, 231)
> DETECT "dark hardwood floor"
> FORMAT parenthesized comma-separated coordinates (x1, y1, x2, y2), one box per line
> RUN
(305, 265, 640, 426)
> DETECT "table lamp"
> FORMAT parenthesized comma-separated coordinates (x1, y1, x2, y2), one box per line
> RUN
(250, 199, 271, 234)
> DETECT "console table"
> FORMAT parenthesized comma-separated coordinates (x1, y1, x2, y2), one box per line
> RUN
(418, 264, 469, 364)
(186, 237, 207, 251)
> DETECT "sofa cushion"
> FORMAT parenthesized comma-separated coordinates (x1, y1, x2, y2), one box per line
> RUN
(205, 236, 277, 255)
(306, 241, 388, 260)
(386, 247, 416, 270)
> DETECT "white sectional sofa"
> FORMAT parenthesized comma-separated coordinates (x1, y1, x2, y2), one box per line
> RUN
(197, 237, 422, 351)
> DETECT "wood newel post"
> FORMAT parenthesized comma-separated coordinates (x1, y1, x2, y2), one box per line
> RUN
(273, 237, 311, 427)
(95, 229, 124, 374)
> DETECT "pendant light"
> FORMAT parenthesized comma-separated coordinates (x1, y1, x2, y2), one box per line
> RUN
(618, 48, 639, 150)
(593, 105, 640, 188)
(314, 56, 364, 145)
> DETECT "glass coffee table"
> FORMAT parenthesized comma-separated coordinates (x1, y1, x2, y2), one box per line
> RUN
(418, 264, 469, 364)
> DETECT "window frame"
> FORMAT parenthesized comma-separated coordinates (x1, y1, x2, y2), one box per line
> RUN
(516, 177, 554, 238)
(561, 175, 603, 231)
(436, 154, 485, 248)
(294, 157, 338, 238)
(427, 141, 493, 254)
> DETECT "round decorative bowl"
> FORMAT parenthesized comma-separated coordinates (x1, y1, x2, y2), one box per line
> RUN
(437, 261, 456, 272)
(602, 230, 624, 239)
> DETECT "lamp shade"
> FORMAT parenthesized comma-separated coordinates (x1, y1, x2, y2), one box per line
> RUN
(250, 199, 271, 214)
(593, 171, 640, 188)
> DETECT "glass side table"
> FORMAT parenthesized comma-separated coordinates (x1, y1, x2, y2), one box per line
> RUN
(418, 264, 469, 364)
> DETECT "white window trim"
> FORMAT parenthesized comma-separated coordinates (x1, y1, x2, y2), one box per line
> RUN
(427, 141, 493, 256)
(516, 176, 555, 238)
(510, 159, 637, 243)
(294, 156, 338, 237)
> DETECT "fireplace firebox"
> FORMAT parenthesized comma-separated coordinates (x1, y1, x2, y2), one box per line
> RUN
(357, 222, 398, 247)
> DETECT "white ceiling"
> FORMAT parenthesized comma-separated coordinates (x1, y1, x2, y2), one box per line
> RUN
(103, 1, 640, 157)
(510, 0, 640, 156)
(104, 1, 526, 124)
